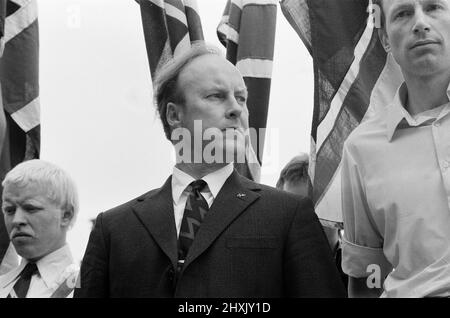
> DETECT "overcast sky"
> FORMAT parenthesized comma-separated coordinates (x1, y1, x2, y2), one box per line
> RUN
(38, 0, 313, 262)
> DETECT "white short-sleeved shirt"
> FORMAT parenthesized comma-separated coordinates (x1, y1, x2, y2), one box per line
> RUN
(341, 83, 450, 298)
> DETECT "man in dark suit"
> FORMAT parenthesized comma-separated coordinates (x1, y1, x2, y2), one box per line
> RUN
(75, 43, 346, 298)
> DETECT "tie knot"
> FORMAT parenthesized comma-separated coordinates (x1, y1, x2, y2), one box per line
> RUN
(20, 263, 38, 280)
(188, 180, 207, 193)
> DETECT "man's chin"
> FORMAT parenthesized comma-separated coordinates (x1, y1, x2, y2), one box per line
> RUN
(223, 147, 247, 164)
(407, 56, 447, 74)
(13, 244, 40, 261)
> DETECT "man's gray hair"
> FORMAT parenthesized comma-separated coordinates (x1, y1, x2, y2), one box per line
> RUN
(153, 42, 223, 140)
(2, 159, 79, 228)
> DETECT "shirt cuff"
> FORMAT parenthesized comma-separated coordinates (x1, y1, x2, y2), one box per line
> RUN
(341, 238, 392, 278)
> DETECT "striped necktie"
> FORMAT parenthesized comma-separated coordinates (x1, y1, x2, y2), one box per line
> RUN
(178, 180, 209, 263)
(8, 262, 39, 298)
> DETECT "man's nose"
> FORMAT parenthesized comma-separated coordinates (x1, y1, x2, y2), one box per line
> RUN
(11, 208, 28, 226)
(225, 96, 243, 120)
(413, 9, 431, 34)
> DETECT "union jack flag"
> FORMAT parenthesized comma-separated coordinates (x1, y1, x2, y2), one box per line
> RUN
(0, 0, 40, 272)
(281, 0, 403, 226)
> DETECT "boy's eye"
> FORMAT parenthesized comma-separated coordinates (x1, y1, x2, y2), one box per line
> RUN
(23, 205, 41, 213)
(2, 206, 16, 215)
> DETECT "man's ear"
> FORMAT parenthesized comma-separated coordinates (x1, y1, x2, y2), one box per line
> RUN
(378, 28, 391, 52)
(61, 208, 74, 227)
(166, 102, 183, 130)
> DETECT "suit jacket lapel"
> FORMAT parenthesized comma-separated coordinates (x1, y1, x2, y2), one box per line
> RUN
(184, 171, 261, 268)
(132, 176, 178, 268)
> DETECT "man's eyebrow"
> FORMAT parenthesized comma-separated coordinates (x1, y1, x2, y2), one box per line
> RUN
(236, 87, 248, 95)
(202, 85, 225, 91)
(426, 0, 448, 7)
(389, 2, 413, 17)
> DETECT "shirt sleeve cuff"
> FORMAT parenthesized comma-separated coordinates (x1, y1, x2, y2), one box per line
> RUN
(341, 238, 392, 278)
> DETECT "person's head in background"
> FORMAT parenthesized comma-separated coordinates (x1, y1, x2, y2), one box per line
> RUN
(276, 153, 310, 197)
(1, 159, 79, 262)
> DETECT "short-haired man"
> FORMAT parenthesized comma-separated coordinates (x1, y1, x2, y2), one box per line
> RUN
(0, 160, 79, 298)
(276, 154, 310, 195)
(277, 154, 346, 286)
(341, 0, 450, 297)
(276, 155, 340, 248)
(75, 44, 346, 298)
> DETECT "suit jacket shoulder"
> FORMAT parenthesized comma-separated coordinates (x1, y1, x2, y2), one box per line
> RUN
(97, 176, 172, 225)
(241, 174, 314, 220)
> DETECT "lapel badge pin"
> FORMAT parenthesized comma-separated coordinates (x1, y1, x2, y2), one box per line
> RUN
(237, 193, 246, 199)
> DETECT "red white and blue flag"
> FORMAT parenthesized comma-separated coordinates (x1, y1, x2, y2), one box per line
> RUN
(0, 0, 40, 271)
(281, 0, 403, 226)
(217, 0, 277, 179)
(136, 0, 204, 81)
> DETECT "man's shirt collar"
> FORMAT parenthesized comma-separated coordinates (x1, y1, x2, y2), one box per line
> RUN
(172, 163, 234, 203)
(36, 244, 74, 289)
(386, 82, 450, 142)
(0, 244, 74, 290)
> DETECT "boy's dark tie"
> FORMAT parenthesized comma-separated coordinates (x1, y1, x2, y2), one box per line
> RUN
(7, 262, 39, 298)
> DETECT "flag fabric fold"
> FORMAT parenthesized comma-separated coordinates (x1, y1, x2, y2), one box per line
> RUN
(281, 0, 403, 227)
(0, 0, 40, 270)
(136, 0, 204, 82)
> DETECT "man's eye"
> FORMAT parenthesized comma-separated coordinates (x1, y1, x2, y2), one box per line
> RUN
(236, 96, 247, 104)
(395, 10, 411, 19)
(207, 93, 223, 100)
(427, 4, 443, 12)
(2, 206, 16, 215)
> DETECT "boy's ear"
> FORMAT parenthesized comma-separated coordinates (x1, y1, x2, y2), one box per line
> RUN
(61, 208, 74, 227)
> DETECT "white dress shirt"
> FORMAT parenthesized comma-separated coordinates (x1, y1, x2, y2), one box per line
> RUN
(0, 244, 18, 275)
(171, 163, 234, 237)
(0, 244, 78, 298)
(341, 82, 450, 297)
